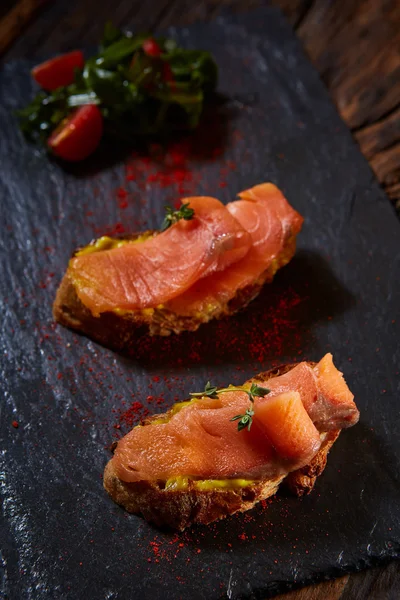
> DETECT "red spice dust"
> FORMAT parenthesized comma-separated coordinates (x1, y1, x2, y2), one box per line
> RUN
(103, 285, 308, 442)
(100, 222, 126, 236)
(124, 140, 202, 198)
(87, 126, 241, 238)
(115, 186, 129, 210)
(116, 401, 146, 429)
(149, 540, 161, 561)
(126, 286, 305, 368)
(144, 533, 194, 563)
(134, 492, 302, 564)
(112, 394, 168, 436)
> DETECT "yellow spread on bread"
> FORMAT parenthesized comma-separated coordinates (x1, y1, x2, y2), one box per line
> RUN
(164, 476, 253, 491)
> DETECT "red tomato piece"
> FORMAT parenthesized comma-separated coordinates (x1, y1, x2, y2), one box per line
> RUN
(48, 104, 103, 162)
(142, 38, 162, 57)
(32, 50, 85, 91)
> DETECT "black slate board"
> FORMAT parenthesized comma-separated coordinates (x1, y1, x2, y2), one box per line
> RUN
(1, 6, 400, 600)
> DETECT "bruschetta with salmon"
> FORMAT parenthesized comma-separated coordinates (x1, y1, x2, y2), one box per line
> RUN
(104, 354, 359, 530)
(53, 183, 303, 349)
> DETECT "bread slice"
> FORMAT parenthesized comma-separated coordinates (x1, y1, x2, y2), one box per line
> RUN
(103, 363, 341, 530)
(53, 231, 297, 351)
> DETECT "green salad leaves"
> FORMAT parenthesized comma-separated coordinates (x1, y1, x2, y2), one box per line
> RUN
(18, 23, 218, 147)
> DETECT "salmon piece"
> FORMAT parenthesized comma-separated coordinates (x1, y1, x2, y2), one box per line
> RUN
(113, 393, 280, 482)
(113, 390, 320, 484)
(253, 391, 321, 462)
(234, 182, 304, 247)
(111, 355, 358, 487)
(257, 355, 359, 430)
(312, 353, 359, 430)
(263, 362, 318, 414)
(166, 183, 303, 316)
(169, 397, 278, 479)
(113, 425, 193, 483)
(69, 197, 251, 315)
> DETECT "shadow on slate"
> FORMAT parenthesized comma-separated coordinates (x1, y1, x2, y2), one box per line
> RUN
(1, 5, 400, 600)
(121, 250, 356, 369)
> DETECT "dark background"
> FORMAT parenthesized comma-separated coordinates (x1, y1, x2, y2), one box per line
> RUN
(0, 2, 400, 599)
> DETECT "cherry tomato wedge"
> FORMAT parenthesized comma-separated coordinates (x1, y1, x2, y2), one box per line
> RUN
(48, 104, 103, 162)
(142, 38, 162, 57)
(32, 50, 85, 91)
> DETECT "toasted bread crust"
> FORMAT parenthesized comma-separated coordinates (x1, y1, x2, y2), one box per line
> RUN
(103, 363, 341, 530)
(283, 429, 340, 496)
(53, 232, 297, 349)
(103, 462, 285, 530)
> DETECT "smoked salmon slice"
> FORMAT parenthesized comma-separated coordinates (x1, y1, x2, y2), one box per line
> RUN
(257, 354, 359, 430)
(264, 362, 318, 414)
(111, 354, 358, 484)
(254, 391, 321, 462)
(313, 353, 359, 429)
(234, 182, 304, 246)
(69, 196, 251, 315)
(165, 183, 303, 316)
(55, 182, 304, 343)
(112, 391, 309, 483)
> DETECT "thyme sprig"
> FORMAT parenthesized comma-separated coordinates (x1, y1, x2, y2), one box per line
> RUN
(231, 407, 255, 432)
(190, 382, 270, 432)
(161, 202, 195, 230)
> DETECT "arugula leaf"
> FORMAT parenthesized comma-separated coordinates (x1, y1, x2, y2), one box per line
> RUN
(101, 22, 123, 50)
(167, 49, 218, 92)
(96, 33, 150, 69)
(17, 88, 70, 143)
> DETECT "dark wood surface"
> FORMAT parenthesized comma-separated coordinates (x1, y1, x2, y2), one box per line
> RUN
(278, 0, 400, 214)
(1, 1, 399, 599)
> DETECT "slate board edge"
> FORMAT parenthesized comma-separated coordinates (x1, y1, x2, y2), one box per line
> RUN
(215, 4, 398, 220)
(1, 6, 400, 600)
(254, 550, 400, 599)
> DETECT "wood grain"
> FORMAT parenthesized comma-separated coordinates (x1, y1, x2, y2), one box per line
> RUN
(276, 576, 349, 600)
(0, 1, 399, 598)
(354, 106, 400, 160)
(276, 560, 400, 599)
(270, 0, 312, 28)
(276, 0, 400, 211)
(0, 0, 50, 56)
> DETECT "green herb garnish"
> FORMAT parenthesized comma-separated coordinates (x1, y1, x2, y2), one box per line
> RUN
(231, 408, 255, 432)
(161, 202, 195, 231)
(190, 382, 270, 432)
(18, 23, 218, 146)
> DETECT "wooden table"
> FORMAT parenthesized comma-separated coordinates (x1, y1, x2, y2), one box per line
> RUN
(1, 1, 399, 598)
